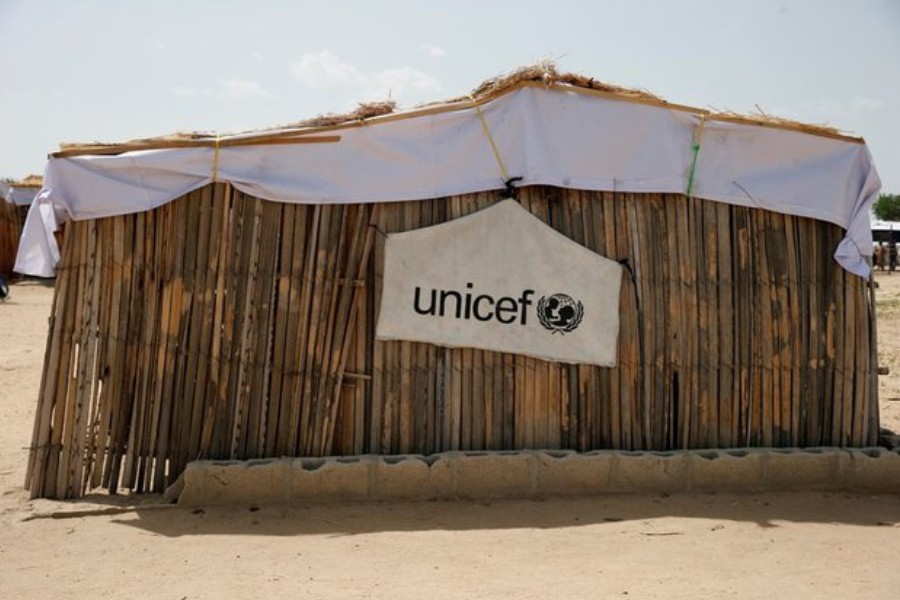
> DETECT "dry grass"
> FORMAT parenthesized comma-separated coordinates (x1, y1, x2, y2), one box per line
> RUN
(53, 62, 860, 158)
(9, 174, 42, 188)
(288, 100, 398, 128)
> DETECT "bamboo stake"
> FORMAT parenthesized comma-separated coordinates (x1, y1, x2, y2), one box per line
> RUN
(153, 196, 188, 490)
(60, 219, 97, 497)
(26, 218, 76, 497)
(121, 211, 148, 490)
(370, 206, 386, 453)
(715, 203, 735, 447)
(87, 217, 116, 490)
(165, 191, 199, 481)
(865, 254, 880, 445)
(280, 205, 311, 455)
(180, 187, 215, 471)
(322, 204, 379, 454)
(697, 199, 713, 448)
(199, 183, 235, 458)
(307, 204, 348, 455)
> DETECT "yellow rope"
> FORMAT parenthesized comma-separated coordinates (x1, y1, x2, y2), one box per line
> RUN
(469, 95, 511, 185)
(211, 133, 220, 182)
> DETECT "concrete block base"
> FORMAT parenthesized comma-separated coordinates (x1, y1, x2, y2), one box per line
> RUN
(175, 447, 900, 507)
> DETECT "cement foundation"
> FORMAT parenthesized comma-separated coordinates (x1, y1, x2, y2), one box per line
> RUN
(175, 447, 900, 507)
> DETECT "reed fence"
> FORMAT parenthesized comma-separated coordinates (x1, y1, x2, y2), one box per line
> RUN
(0, 200, 24, 278)
(26, 184, 878, 499)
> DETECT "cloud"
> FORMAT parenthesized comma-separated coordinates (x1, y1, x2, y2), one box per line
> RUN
(847, 96, 885, 115)
(143, 39, 166, 53)
(291, 51, 367, 88)
(170, 86, 202, 99)
(368, 67, 442, 99)
(420, 43, 448, 58)
(775, 96, 885, 124)
(291, 51, 442, 103)
(216, 78, 270, 100)
(251, 52, 265, 62)
(171, 79, 270, 101)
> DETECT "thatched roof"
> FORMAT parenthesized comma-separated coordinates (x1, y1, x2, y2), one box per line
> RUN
(10, 174, 43, 188)
(54, 63, 859, 158)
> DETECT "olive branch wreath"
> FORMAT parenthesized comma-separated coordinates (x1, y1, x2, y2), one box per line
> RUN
(537, 296, 584, 335)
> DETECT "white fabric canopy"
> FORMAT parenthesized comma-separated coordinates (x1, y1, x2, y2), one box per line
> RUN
(6, 186, 40, 207)
(15, 85, 881, 277)
(2, 182, 39, 207)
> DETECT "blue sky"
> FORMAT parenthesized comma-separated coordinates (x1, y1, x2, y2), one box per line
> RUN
(1, 0, 898, 192)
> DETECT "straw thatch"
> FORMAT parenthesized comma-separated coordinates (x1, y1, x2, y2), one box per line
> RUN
(25, 183, 878, 499)
(52, 63, 859, 159)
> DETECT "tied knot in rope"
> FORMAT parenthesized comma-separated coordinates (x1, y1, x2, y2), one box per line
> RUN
(468, 94, 522, 199)
(505, 176, 523, 199)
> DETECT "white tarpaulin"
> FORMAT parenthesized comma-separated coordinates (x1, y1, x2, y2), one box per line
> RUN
(14, 84, 881, 278)
(6, 186, 40, 207)
(1, 182, 39, 206)
(376, 199, 623, 366)
(16, 197, 64, 278)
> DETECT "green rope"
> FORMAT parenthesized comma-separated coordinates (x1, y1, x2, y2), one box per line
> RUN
(686, 140, 701, 198)
(686, 115, 707, 199)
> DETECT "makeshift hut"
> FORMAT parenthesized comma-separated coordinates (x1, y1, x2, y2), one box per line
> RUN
(18, 66, 882, 500)
(0, 175, 42, 278)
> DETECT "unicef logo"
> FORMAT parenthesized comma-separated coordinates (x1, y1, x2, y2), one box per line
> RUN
(537, 293, 584, 334)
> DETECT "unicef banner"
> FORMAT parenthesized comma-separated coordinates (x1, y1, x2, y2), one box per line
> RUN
(375, 199, 623, 366)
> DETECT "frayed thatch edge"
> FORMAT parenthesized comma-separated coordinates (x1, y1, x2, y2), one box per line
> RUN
(9, 174, 43, 188)
(431, 61, 664, 106)
(57, 100, 400, 153)
(282, 100, 398, 129)
(53, 62, 861, 157)
(710, 109, 844, 138)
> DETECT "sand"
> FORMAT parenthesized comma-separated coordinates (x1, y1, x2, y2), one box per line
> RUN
(1, 276, 899, 599)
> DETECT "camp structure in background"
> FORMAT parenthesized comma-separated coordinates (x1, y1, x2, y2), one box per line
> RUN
(871, 219, 900, 272)
(0, 174, 42, 278)
(872, 220, 900, 244)
(17, 65, 882, 499)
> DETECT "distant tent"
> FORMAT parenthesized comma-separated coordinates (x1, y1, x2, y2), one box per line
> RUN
(872, 220, 900, 244)
(0, 175, 41, 278)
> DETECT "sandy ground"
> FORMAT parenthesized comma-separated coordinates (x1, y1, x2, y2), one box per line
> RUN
(1, 278, 899, 599)
(876, 270, 900, 432)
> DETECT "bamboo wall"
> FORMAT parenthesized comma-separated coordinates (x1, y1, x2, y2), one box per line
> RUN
(0, 200, 41, 279)
(26, 183, 879, 499)
(0, 200, 22, 278)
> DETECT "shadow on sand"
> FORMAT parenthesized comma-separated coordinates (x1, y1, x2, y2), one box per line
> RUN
(82, 491, 900, 539)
